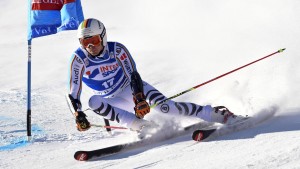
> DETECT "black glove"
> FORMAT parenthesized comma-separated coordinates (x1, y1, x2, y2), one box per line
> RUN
(75, 111, 91, 131)
(133, 92, 150, 119)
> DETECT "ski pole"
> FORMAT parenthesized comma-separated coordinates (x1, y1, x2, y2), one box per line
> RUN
(65, 96, 127, 130)
(103, 118, 112, 133)
(90, 124, 128, 129)
(150, 48, 286, 109)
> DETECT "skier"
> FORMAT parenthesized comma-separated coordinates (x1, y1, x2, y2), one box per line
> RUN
(66, 18, 246, 132)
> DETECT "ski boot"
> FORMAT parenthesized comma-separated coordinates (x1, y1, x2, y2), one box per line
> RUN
(212, 106, 248, 125)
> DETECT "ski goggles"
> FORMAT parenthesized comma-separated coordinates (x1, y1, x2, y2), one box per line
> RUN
(80, 35, 101, 48)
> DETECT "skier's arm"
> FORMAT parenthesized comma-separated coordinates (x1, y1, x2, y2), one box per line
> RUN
(67, 54, 90, 131)
(115, 42, 137, 78)
(130, 71, 150, 119)
(68, 54, 84, 112)
(115, 43, 150, 118)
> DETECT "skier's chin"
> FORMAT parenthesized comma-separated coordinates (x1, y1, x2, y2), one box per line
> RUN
(89, 51, 99, 56)
(87, 48, 101, 56)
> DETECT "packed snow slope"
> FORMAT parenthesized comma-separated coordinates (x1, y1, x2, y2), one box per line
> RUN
(1, 0, 300, 168)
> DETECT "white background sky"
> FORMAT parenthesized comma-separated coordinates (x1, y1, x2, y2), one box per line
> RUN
(0, 0, 300, 168)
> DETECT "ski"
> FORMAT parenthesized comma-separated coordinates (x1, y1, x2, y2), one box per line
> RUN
(192, 107, 277, 142)
(192, 118, 251, 142)
(74, 121, 213, 161)
(192, 128, 217, 141)
(74, 141, 142, 161)
(192, 117, 251, 141)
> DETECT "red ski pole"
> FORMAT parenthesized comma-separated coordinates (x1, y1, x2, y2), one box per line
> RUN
(150, 48, 286, 108)
(90, 124, 127, 129)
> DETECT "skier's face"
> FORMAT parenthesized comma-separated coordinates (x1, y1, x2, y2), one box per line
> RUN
(80, 35, 103, 56)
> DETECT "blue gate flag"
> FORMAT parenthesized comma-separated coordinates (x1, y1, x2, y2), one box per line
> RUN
(27, 0, 84, 40)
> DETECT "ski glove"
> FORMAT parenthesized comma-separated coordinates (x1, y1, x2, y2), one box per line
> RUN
(133, 92, 150, 119)
(75, 111, 91, 131)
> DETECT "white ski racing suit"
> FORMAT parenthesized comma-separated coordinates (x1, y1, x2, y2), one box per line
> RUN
(68, 42, 214, 129)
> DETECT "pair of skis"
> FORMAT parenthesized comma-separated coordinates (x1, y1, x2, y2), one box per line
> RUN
(74, 108, 275, 161)
(74, 121, 213, 161)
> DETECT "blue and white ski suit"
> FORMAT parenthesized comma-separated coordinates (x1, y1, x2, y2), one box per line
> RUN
(68, 42, 214, 129)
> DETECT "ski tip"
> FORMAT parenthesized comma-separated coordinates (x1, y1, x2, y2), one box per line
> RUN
(74, 151, 89, 161)
(192, 129, 217, 142)
(193, 132, 204, 142)
(278, 48, 286, 53)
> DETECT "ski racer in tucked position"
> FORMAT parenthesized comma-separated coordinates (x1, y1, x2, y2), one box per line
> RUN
(66, 18, 246, 133)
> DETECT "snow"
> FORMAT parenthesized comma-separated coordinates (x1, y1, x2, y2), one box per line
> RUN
(1, 0, 300, 168)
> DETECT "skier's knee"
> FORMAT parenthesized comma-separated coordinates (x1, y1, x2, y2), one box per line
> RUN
(88, 95, 105, 110)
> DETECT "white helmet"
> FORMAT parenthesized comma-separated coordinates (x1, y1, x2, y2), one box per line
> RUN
(77, 18, 107, 47)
